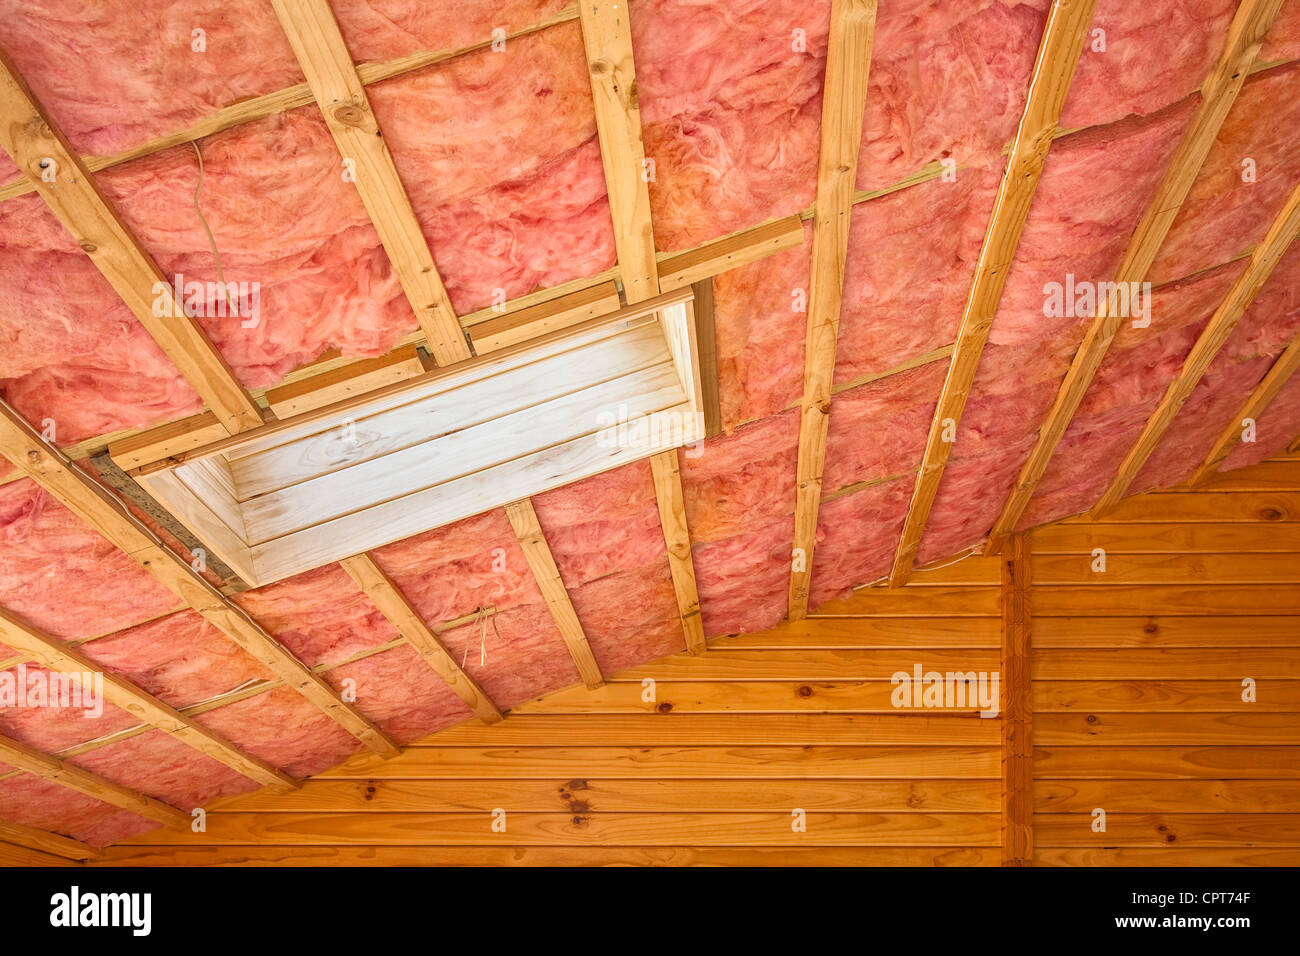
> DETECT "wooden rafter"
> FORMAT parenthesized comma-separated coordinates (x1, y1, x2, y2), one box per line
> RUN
(0, 45, 261, 435)
(986, 0, 1288, 552)
(1092, 181, 1300, 514)
(0, 399, 399, 758)
(649, 450, 706, 654)
(0, 819, 99, 861)
(886, 0, 1097, 587)
(577, 0, 711, 651)
(0, 607, 294, 790)
(787, 0, 878, 619)
(579, 0, 658, 303)
(0, 732, 191, 828)
(504, 499, 605, 689)
(1190, 331, 1300, 484)
(339, 554, 504, 724)
(270, 0, 471, 366)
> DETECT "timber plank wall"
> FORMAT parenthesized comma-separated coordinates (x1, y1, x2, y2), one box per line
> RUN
(85, 455, 1300, 866)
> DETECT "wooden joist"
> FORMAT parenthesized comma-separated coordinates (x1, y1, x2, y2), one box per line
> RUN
(1190, 331, 1300, 484)
(1000, 533, 1032, 866)
(887, 0, 1098, 587)
(504, 498, 605, 689)
(0, 607, 295, 789)
(579, 0, 658, 303)
(787, 0, 878, 619)
(691, 278, 723, 438)
(1091, 180, 1300, 515)
(0, 819, 100, 861)
(339, 554, 503, 724)
(0, 398, 399, 758)
(270, 0, 472, 366)
(0, 733, 191, 828)
(649, 450, 707, 654)
(986, 0, 1289, 552)
(0, 45, 261, 435)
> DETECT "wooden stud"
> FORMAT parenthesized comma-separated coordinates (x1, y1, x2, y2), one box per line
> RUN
(986, 0, 1289, 552)
(788, 0, 878, 619)
(0, 398, 400, 757)
(0, 733, 191, 828)
(1092, 179, 1300, 515)
(649, 450, 707, 654)
(0, 607, 296, 789)
(579, 0, 658, 303)
(887, 0, 1097, 586)
(270, 0, 472, 366)
(469, 281, 623, 354)
(504, 498, 605, 689)
(1000, 533, 1032, 866)
(0, 46, 262, 435)
(340, 554, 504, 723)
(0, 819, 100, 861)
(1190, 331, 1300, 485)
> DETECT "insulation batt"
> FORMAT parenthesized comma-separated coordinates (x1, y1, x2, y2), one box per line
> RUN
(836, 169, 1001, 385)
(917, 102, 1194, 562)
(369, 23, 617, 312)
(1060, 0, 1237, 130)
(234, 564, 401, 669)
(1018, 262, 1246, 528)
(0, 662, 141, 752)
(810, 475, 916, 608)
(0, 1, 302, 159)
(710, 228, 810, 428)
(1222, 371, 1300, 471)
(856, 0, 1046, 191)
(1150, 63, 1300, 285)
(0, 196, 202, 443)
(324, 645, 473, 742)
(532, 461, 667, 588)
(822, 361, 947, 496)
(0, 478, 182, 640)
(0, 775, 158, 848)
(693, 517, 792, 637)
(1133, 244, 1300, 492)
(680, 411, 797, 544)
(632, 0, 829, 250)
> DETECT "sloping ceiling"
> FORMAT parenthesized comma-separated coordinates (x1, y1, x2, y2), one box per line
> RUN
(0, 0, 1297, 853)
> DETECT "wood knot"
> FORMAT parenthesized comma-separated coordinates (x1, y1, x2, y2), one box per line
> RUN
(1085, 714, 1097, 724)
(79, 240, 97, 254)
(1143, 622, 1158, 634)
(656, 701, 673, 713)
(590, 60, 610, 75)
(797, 685, 813, 698)
(1260, 507, 1284, 521)
(332, 104, 367, 127)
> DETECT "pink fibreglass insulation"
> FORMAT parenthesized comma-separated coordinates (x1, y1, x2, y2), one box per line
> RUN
(0, 0, 1297, 849)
